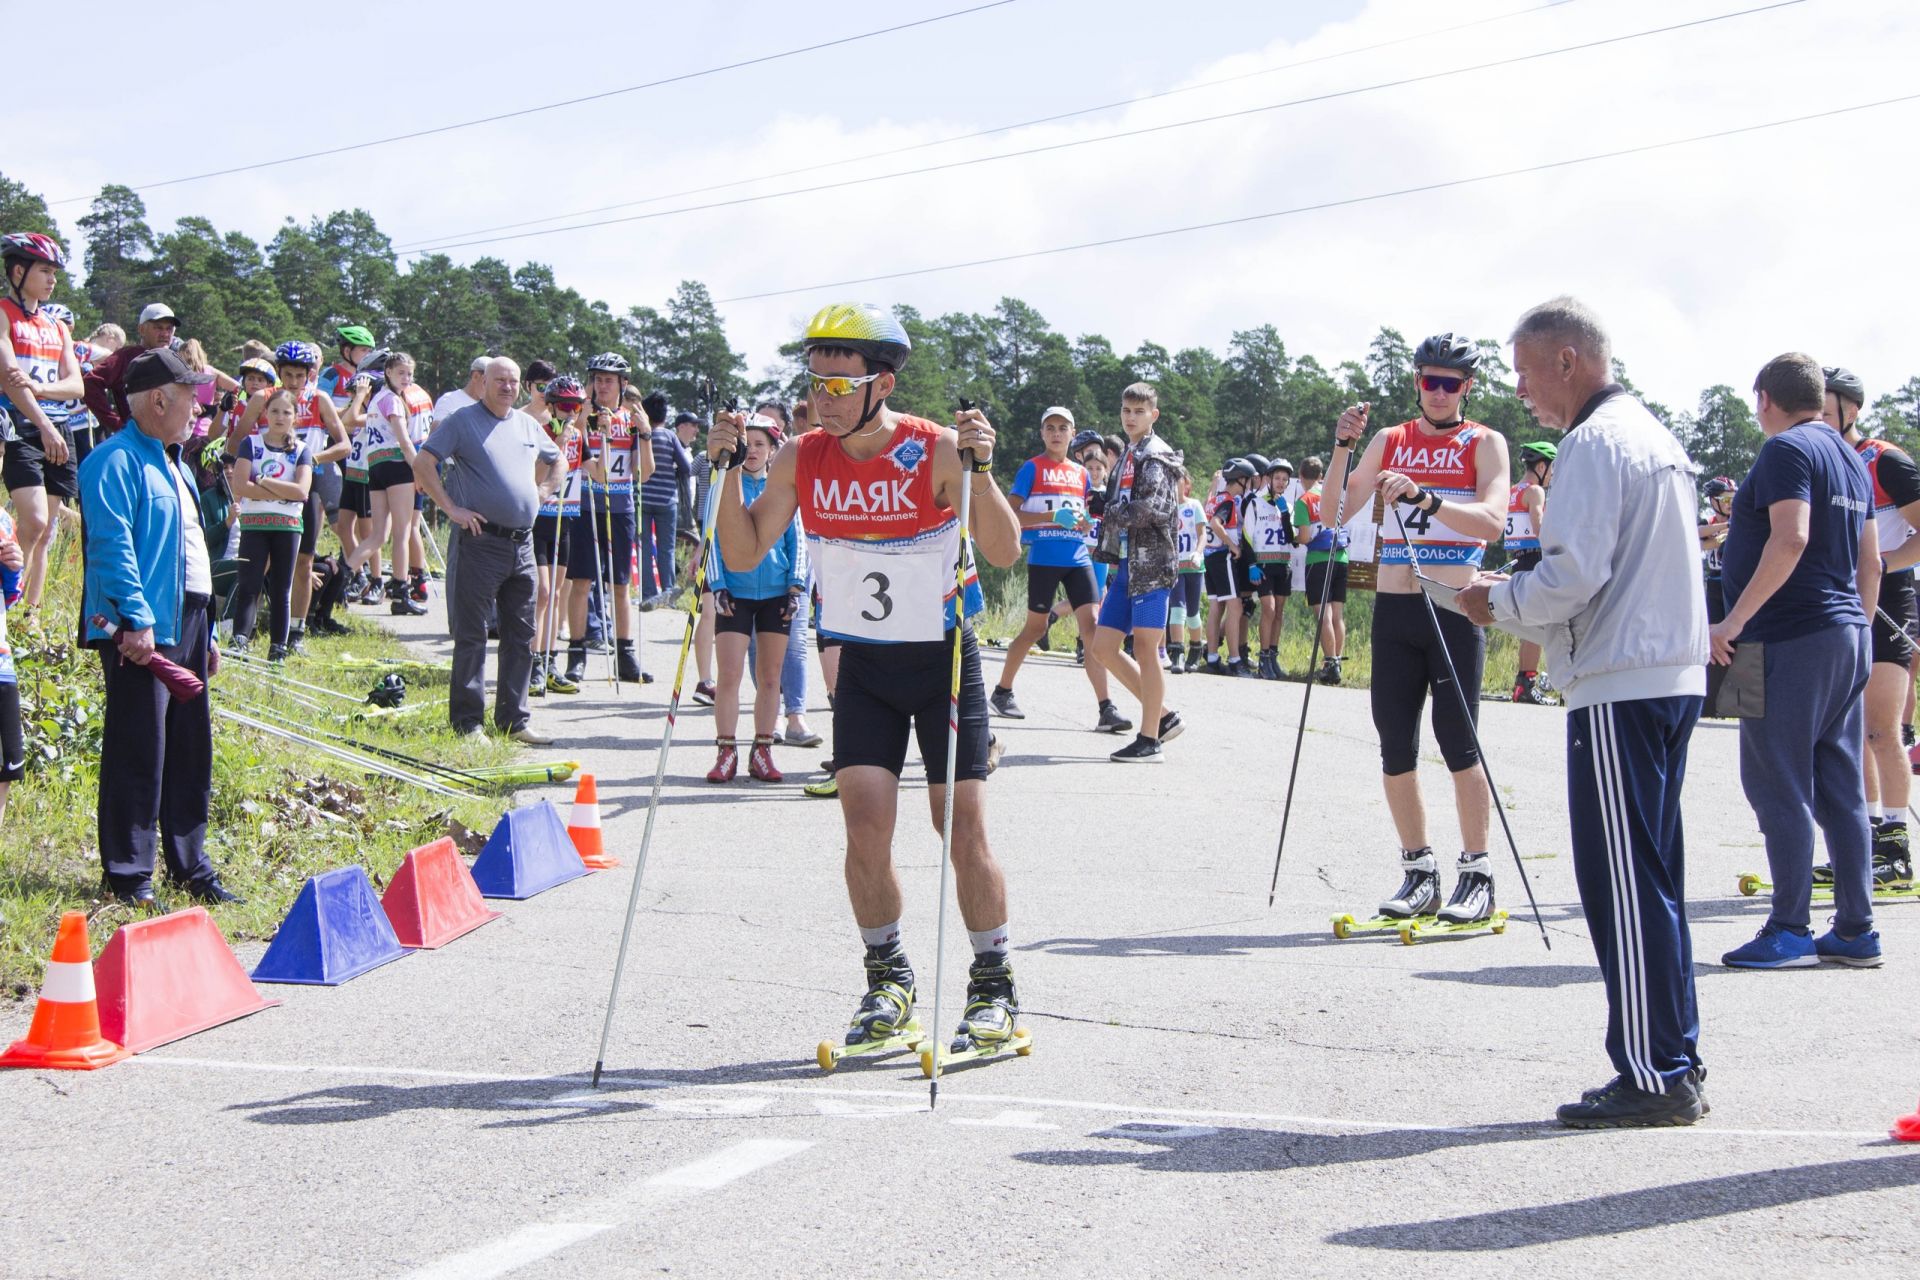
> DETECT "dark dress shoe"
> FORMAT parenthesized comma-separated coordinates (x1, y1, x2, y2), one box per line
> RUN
(187, 877, 245, 905)
(105, 877, 157, 907)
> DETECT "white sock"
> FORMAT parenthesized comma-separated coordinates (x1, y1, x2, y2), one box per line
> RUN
(859, 921, 901, 949)
(1868, 802, 1883, 822)
(968, 923, 1010, 956)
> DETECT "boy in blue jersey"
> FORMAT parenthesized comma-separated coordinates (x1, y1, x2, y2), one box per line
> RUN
(990, 407, 1129, 733)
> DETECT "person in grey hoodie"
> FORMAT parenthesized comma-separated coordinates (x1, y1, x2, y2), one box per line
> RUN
(1458, 297, 1710, 1129)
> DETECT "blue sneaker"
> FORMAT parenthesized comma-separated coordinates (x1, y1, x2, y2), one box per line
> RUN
(1721, 924, 1818, 969)
(1814, 927, 1884, 968)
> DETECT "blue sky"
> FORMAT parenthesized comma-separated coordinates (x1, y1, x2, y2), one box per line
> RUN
(17, 0, 1920, 410)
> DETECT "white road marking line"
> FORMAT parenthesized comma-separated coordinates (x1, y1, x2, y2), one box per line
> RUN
(645, 1139, 813, 1190)
(813, 1096, 925, 1118)
(652, 1095, 772, 1116)
(952, 1109, 1059, 1130)
(132, 1054, 1889, 1141)
(394, 1223, 612, 1280)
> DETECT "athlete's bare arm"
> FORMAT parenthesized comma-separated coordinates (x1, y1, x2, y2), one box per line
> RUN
(1884, 498, 1920, 573)
(1328, 404, 1388, 528)
(709, 410, 800, 570)
(312, 394, 351, 464)
(0, 342, 62, 440)
(934, 409, 1020, 569)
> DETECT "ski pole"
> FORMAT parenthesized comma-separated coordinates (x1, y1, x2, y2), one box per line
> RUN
(600, 406, 624, 695)
(926, 400, 979, 1111)
(591, 397, 740, 1087)
(1267, 422, 1356, 906)
(227, 696, 501, 790)
(214, 706, 468, 797)
(1867, 604, 1920, 827)
(1387, 501, 1549, 949)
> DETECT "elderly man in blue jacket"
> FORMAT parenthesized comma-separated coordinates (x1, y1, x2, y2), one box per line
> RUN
(79, 347, 242, 907)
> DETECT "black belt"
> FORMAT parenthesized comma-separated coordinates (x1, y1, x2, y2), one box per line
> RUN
(474, 521, 532, 542)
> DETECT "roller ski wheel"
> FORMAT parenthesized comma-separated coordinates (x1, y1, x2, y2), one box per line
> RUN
(920, 1028, 1033, 1078)
(1737, 873, 1764, 896)
(1332, 911, 1441, 940)
(1399, 910, 1510, 945)
(817, 1017, 924, 1072)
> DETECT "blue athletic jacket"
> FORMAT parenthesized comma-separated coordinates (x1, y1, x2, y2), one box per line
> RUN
(79, 423, 196, 646)
(710, 468, 805, 599)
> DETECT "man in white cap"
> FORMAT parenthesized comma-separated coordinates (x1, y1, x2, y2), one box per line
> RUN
(84, 303, 179, 435)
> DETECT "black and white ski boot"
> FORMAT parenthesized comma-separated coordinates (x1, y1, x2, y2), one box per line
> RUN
(846, 945, 917, 1047)
(1379, 848, 1441, 919)
(1438, 852, 1496, 924)
(950, 953, 1020, 1053)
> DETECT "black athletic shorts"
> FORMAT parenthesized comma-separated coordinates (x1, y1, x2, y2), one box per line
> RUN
(533, 513, 570, 568)
(1027, 562, 1098, 613)
(368, 458, 413, 491)
(1256, 561, 1292, 598)
(1511, 549, 1543, 574)
(566, 505, 637, 585)
(0, 682, 21, 782)
(1873, 570, 1918, 666)
(1305, 560, 1349, 606)
(1203, 549, 1243, 601)
(834, 628, 989, 782)
(298, 490, 324, 557)
(339, 477, 373, 519)
(715, 593, 793, 638)
(1370, 590, 1484, 776)
(3, 433, 78, 499)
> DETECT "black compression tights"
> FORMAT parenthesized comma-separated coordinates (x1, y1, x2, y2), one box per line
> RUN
(1369, 591, 1485, 776)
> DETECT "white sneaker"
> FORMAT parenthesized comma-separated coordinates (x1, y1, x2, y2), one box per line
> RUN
(510, 725, 555, 746)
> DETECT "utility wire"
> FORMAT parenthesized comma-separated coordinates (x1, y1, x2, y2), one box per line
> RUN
(47, 0, 1018, 205)
(398, 0, 1804, 258)
(392, 0, 1583, 250)
(713, 93, 1920, 302)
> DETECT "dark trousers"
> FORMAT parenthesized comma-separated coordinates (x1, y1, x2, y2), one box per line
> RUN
(1567, 696, 1704, 1094)
(1739, 623, 1873, 934)
(98, 597, 216, 890)
(641, 500, 677, 596)
(449, 527, 536, 732)
(232, 527, 299, 645)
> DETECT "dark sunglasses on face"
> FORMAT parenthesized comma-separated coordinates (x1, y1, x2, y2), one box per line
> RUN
(1421, 374, 1467, 394)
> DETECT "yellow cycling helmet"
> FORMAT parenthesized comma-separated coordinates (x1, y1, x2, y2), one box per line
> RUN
(802, 302, 912, 372)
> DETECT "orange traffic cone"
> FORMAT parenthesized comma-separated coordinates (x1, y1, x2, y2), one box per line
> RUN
(568, 773, 619, 870)
(1, 912, 131, 1070)
(1895, 1100, 1920, 1142)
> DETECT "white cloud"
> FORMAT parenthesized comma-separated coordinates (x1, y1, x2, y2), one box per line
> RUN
(21, 0, 1920, 411)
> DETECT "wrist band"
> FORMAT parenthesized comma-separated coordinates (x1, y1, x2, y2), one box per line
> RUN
(969, 456, 993, 474)
(1422, 489, 1444, 516)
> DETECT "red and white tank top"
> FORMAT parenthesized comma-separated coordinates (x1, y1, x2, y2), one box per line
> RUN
(3, 298, 62, 387)
(1856, 438, 1916, 557)
(366, 384, 433, 463)
(1504, 482, 1540, 553)
(1377, 419, 1491, 568)
(796, 416, 982, 643)
(291, 386, 330, 455)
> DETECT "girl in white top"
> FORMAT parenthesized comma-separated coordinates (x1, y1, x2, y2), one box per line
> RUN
(343, 352, 431, 613)
(229, 389, 315, 655)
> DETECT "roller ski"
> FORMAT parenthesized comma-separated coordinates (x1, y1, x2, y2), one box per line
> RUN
(1332, 850, 1508, 944)
(817, 945, 925, 1072)
(919, 954, 1032, 1077)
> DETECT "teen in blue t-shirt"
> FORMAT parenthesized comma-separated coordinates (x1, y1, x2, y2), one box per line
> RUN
(1720, 420, 1870, 642)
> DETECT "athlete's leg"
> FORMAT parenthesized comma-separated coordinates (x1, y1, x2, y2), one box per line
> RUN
(612, 584, 632, 639)
(925, 779, 1008, 932)
(714, 630, 748, 742)
(1223, 595, 1244, 662)
(1133, 624, 1167, 734)
(9, 487, 54, 611)
(1372, 594, 1433, 850)
(386, 483, 415, 581)
(1089, 625, 1139, 698)
(1517, 638, 1542, 679)
(999, 597, 1051, 692)
(695, 592, 715, 683)
(1450, 765, 1492, 852)
(1259, 595, 1278, 650)
(1073, 602, 1110, 701)
(754, 624, 789, 741)
(840, 766, 904, 928)
(1383, 773, 1429, 852)
(1329, 600, 1346, 658)
(1865, 662, 1909, 812)
(1425, 605, 1491, 853)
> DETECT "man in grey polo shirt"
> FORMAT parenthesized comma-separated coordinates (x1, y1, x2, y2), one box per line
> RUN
(414, 357, 561, 742)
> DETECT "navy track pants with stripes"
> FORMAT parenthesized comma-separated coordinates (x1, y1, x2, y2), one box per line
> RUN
(1567, 696, 1704, 1094)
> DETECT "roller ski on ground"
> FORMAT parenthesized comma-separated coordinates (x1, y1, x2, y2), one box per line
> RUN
(1332, 849, 1509, 944)
(817, 945, 925, 1071)
(919, 955, 1032, 1077)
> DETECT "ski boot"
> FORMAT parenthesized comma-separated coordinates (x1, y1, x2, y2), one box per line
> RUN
(408, 571, 430, 603)
(1438, 852, 1496, 924)
(1316, 657, 1343, 685)
(285, 627, 305, 655)
(1379, 849, 1441, 919)
(1513, 671, 1550, 705)
(948, 953, 1021, 1056)
(1074, 638, 1084, 666)
(266, 642, 288, 664)
(389, 577, 428, 617)
(1186, 640, 1207, 672)
(616, 641, 650, 684)
(1873, 823, 1912, 887)
(1228, 656, 1256, 678)
(748, 735, 783, 783)
(545, 655, 580, 695)
(1265, 648, 1286, 680)
(529, 658, 547, 697)
(564, 643, 588, 686)
(229, 631, 253, 653)
(1167, 646, 1186, 674)
(706, 739, 738, 784)
(819, 945, 921, 1070)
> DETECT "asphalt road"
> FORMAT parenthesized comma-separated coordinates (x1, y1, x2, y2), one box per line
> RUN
(4, 597, 1918, 1279)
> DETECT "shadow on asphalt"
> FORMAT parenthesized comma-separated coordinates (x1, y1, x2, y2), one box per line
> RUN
(1016, 1119, 1578, 1174)
(1325, 1153, 1920, 1250)
(1413, 962, 1760, 988)
(225, 1059, 826, 1129)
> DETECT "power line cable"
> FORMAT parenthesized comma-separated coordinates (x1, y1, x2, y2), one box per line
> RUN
(712, 93, 1920, 303)
(397, 0, 1804, 258)
(47, 1, 1018, 205)
(392, 0, 1584, 250)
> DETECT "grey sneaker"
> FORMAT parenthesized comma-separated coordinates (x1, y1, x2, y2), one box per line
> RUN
(989, 687, 1025, 719)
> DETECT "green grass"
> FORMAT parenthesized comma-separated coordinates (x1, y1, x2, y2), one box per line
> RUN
(970, 559, 1526, 693)
(1, 529, 512, 997)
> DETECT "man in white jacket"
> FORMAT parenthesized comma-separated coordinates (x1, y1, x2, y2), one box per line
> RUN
(1458, 297, 1710, 1128)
